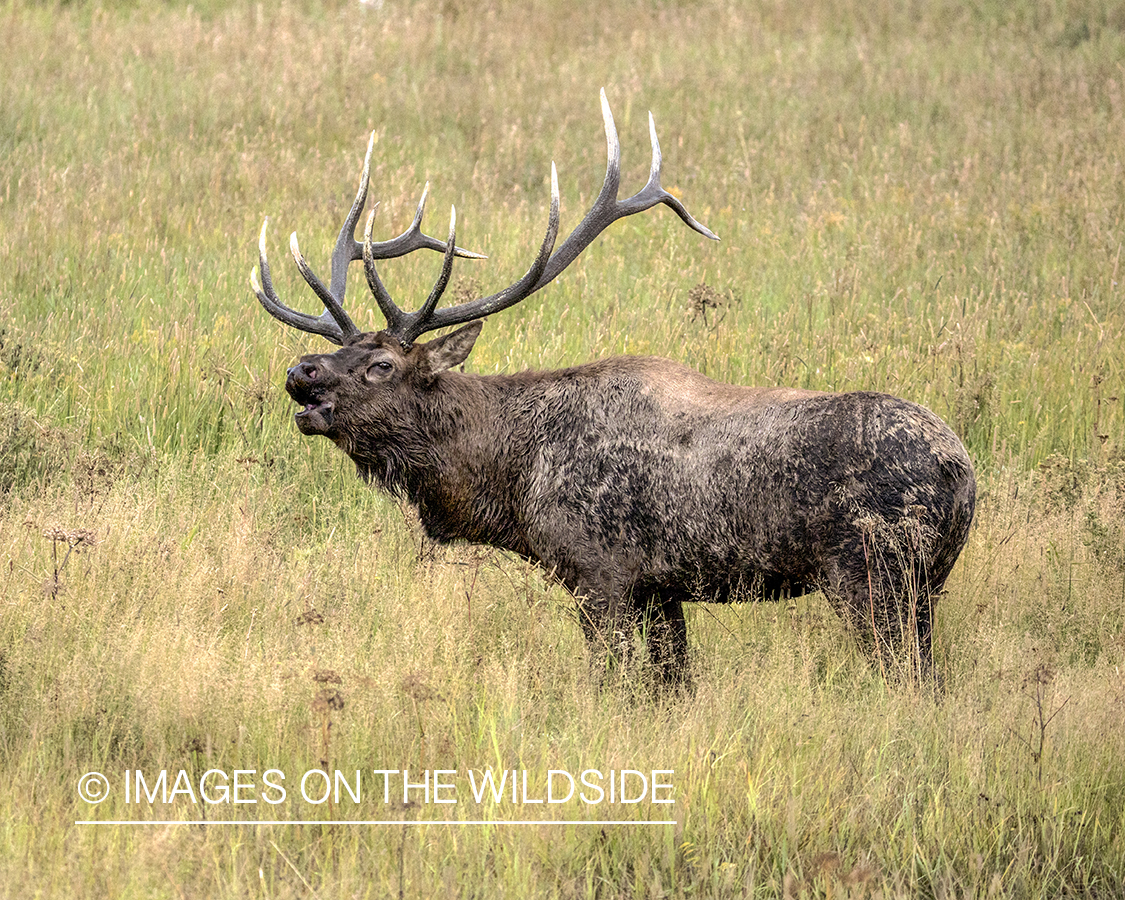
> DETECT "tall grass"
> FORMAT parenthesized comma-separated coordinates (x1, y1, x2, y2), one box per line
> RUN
(1, 0, 1124, 896)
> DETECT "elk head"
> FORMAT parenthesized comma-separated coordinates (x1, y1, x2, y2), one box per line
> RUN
(250, 90, 719, 440)
(281, 324, 482, 446)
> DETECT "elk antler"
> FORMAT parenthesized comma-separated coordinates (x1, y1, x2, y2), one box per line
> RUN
(251, 90, 718, 348)
(250, 132, 485, 346)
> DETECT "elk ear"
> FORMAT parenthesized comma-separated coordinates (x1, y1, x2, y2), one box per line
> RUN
(423, 320, 483, 376)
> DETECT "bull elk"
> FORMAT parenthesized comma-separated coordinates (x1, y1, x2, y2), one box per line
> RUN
(251, 91, 976, 688)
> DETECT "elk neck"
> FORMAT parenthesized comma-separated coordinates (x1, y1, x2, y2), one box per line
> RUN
(348, 368, 536, 555)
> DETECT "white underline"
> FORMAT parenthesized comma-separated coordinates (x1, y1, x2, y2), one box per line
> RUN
(75, 819, 677, 827)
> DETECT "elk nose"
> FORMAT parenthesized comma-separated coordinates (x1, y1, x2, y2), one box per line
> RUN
(287, 362, 318, 382)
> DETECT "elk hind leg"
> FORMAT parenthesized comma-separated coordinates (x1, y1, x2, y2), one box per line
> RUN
(829, 553, 937, 685)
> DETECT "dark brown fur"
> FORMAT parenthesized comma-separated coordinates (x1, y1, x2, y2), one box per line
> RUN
(285, 321, 976, 688)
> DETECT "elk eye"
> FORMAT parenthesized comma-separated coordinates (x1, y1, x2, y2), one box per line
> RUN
(367, 360, 394, 378)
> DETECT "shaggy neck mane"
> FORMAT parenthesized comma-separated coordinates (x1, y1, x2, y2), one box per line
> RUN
(348, 371, 531, 552)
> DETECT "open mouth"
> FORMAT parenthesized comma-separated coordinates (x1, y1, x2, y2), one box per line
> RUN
(291, 396, 334, 433)
(286, 377, 334, 432)
(296, 399, 329, 415)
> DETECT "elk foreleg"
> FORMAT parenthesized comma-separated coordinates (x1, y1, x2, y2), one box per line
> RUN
(637, 590, 691, 692)
(574, 585, 692, 694)
(576, 592, 641, 689)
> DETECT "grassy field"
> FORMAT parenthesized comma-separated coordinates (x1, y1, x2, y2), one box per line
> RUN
(2, 0, 1124, 896)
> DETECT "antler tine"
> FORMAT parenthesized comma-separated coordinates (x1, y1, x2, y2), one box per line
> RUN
(291, 230, 361, 342)
(251, 218, 350, 346)
(416, 206, 460, 328)
(363, 205, 406, 328)
(325, 131, 377, 304)
(394, 89, 716, 341)
(618, 110, 719, 240)
(415, 163, 561, 339)
(336, 134, 484, 265)
(366, 203, 462, 347)
(352, 180, 486, 263)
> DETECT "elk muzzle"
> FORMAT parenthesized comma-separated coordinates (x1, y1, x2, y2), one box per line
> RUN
(286, 361, 335, 434)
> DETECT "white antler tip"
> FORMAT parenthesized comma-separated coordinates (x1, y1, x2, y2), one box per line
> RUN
(647, 111, 662, 178)
(250, 267, 261, 292)
(410, 182, 430, 228)
(599, 89, 620, 167)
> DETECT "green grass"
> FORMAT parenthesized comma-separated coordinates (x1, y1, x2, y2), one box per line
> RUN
(1, 0, 1124, 896)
